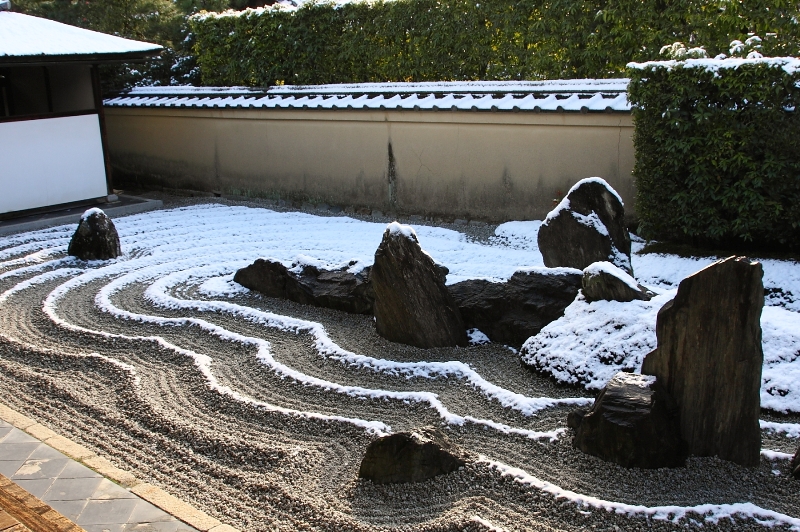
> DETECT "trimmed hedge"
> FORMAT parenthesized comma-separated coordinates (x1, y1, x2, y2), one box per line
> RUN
(188, 0, 800, 86)
(628, 58, 800, 250)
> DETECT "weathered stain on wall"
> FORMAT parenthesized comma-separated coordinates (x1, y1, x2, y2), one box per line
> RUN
(104, 107, 635, 222)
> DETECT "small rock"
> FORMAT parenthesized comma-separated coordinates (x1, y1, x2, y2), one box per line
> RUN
(582, 261, 653, 303)
(67, 208, 121, 261)
(371, 222, 467, 348)
(792, 446, 800, 479)
(372, 210, 384, 218)
(449, 269, 581, 348)
(538, 177, 632, 274)
(570, 372, 687, 469)
(453, 219, 468, 225)
(358, 427, 472, 484)
(641, 256, 764, 466)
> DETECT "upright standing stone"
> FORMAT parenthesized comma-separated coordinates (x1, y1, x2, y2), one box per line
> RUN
(538, 177, 632, 274)
(68, 208, 121, 261)
(791, 446, 800, 479)
(641, 256, 764, 466)
(371, 222, 467, 348)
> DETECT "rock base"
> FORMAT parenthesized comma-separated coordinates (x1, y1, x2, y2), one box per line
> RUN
(570, 372, 687, 469)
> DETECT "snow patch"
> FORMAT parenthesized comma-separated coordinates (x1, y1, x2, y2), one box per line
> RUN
(80, 207, 105, 221)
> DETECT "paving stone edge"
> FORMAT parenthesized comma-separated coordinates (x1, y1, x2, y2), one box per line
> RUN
(0, 402, 240, 532)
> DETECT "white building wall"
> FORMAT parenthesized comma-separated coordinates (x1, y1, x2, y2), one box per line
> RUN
(0, 113, 108, 214)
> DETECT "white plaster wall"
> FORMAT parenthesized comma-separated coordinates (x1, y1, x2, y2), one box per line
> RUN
(0, 114, 108, 214)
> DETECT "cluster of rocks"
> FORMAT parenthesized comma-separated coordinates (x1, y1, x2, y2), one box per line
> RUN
(569, 256, 765, 469)
(235, 178, 645, 350)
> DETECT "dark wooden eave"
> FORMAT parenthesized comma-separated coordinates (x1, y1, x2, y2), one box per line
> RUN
(0, 48, 161, 67)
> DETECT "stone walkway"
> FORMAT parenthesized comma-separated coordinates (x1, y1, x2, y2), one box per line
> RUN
(0, 419, 197, 532)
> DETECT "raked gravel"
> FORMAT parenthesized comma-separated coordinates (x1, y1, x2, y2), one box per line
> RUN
(0, 195, 798, 532)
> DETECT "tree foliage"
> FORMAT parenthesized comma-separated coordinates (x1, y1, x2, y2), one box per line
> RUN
(189, 0, 800, 86)
(628, 57, 800, 250)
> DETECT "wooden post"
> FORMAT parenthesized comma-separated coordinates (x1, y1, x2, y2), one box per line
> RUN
(91, 64, 114, 196)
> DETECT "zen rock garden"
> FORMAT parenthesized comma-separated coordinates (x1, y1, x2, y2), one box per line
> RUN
(67, 178, 794, 485)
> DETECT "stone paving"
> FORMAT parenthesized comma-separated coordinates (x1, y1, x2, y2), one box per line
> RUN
(0, 420, 198, 532)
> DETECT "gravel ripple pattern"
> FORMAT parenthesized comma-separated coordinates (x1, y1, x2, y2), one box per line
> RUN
(0, 202, 798, 532)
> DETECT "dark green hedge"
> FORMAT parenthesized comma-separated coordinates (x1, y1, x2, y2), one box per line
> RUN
(628, 59, 800, 250)
(188, 0, 800, 86)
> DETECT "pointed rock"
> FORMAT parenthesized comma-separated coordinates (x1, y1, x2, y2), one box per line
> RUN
(371, 223, 467, 348)
(641, 256, 764, 467)
(68, 208, 121, 261)
(538, 178, 632, 274)
(569, 372, 687, 468)
(359, 427, 472, 484)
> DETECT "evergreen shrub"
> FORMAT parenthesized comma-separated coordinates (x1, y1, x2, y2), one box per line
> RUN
(628, 56, 800, 250)
(188, 0, 800, 86)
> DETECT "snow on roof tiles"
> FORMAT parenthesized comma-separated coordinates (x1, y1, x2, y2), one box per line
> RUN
(105, 80, 631, 113)
(0, 11, 162, 59)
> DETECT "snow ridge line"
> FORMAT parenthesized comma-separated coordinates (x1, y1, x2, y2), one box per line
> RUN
(92, 261, 569, 440)
(147, 263, 594, 418)
(483, 458, 800, 531)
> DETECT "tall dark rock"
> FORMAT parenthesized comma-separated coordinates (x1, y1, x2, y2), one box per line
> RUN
(68, 208, 121, 261)
(569, 372, 687, 469)
(371, 223, 467, 348)
(448, 269, 581, 348)
(538, 178, 632, 274)
(641, 256, 764, 467)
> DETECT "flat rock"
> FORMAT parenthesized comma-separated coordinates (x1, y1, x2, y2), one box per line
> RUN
(641, 256, 764, 467)
(233, 259, 373, 314)
(371, 223, 467, 348)
(582, 261, 653, 303)
(538, 178, 632, 274)
(448, 269, 581, 348)
(358, 427, 472, 484)
(569, 372, 687, 469)
(67, 208, 121, 261)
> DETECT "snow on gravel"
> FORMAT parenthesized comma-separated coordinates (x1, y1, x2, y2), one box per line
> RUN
(1, 202, 799, 531)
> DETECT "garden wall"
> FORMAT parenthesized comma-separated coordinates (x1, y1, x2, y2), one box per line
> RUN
(104, 81, 635, 221)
